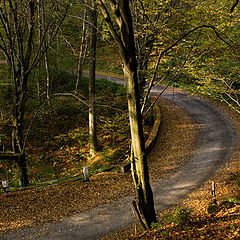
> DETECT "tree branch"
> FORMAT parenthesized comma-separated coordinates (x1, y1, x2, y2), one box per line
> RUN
(97, 0, 125, 55)
(143, 32, 200, 117)
(52, 92, 89, 107)
(231, 0, 239, 13)
(27, 4, 70, 74)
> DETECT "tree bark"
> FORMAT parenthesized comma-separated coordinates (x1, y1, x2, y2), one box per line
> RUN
(12, 72, 29, 187)
(97, 0, 156, 228)
(75, 8, 88, 94)
(89, 0, 98, 156)
(123, 59, 156, 229)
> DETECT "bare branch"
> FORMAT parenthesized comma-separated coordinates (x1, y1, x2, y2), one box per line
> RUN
(27, 4, 70, 74)
(95, 103, 127, 113)
(231, 0, 239, 13)
(52, 92, 89, 107)
(97, 0, 125, 54)
(24, 0, 34, 69)
(143, 33, 200, 117)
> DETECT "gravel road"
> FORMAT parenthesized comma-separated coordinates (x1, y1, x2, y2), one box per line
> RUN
(1, 76, 237, 240)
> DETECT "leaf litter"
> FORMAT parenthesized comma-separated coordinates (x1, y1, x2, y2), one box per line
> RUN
(0, 98, 199, 237)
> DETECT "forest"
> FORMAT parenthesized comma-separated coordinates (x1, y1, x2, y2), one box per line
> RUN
(0, 0, 240, 239)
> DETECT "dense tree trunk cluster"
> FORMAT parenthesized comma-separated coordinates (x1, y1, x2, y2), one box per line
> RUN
(0, 0, 68, 186)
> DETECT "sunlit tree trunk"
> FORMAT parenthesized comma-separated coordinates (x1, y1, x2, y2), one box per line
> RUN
(98, 0, 156, 228)
(41, 0, 51, 107)
(75, 8, 88, 94)
(89, 0, 98, 156)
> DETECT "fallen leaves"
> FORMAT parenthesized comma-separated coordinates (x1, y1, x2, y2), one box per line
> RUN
(0, 99, 200, 237)
(0, 173, 134, 233)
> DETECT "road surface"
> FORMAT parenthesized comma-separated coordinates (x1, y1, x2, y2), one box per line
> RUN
(1, 76, 237, 240)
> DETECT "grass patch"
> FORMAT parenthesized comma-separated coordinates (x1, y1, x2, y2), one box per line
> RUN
(0, 71, 130, 188)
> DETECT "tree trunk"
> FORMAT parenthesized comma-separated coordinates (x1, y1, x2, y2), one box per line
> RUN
(75, 8, 88, 94)
(12, 72, 29, 187)
(97, 0, 157, 228)
(41, 0, 51, 107)
(88, 0, 98, 156)
(0, 99, 5, 152)
(121, 0, 156, 228)
(123, 61, 156, 229)
(45, 51, 51, 106)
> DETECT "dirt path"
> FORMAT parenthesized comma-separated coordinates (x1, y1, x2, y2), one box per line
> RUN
(1, 78, 237, 240)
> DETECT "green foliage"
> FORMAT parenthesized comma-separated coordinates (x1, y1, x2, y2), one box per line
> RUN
(230, 223, 236, 230)
(51, 71, 78, 92)
(163, 208, 192, 226)
(150, 208, 192, 237)
(96, 43, 122, 74)
(225, 197, 240, 204)
(208, 197, 240, 215)
(96, 78, 124, 95)
(89, 162, 112, 175)
(0, 161, 19, 187)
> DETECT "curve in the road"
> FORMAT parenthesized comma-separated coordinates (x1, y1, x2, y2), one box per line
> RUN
(1, 76, 238, 240)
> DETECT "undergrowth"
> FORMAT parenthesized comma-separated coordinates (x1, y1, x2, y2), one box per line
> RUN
(0, 70, 130, 188)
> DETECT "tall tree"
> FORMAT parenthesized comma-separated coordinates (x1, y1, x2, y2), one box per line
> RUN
(75, 7, 88, 94)
(0, 0, 68, 186)
(0, 0, 36, 186)
(88, 0, 98, 156)
(98, 0, 156, 229)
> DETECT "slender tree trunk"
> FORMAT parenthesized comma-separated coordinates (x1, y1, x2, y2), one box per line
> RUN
(36, 70, 41, 102)
(12, 72, 29, 187)
(0, 98, 5, 152)
(89, 0, 98, 156)
(37, 0, 42, 102)
(55, 34, 59, 72)
(44, 51, 51, 106)
(41, 0, 51, 107)
(75, 8, 88, 94)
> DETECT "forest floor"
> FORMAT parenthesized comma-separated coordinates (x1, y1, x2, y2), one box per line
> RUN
(0, 97, 197, 236)
(101, 98, 240, 240)
(1, 84, 240, 239)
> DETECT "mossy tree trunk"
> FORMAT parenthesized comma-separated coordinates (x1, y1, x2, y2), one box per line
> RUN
(12, 71, 29, 187)
(98, 0, 156, 228)
(75, 7, 88, 94)
(89, 0, 98, 156)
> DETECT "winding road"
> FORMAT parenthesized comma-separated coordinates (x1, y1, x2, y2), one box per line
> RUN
(1, 75, 238, 240)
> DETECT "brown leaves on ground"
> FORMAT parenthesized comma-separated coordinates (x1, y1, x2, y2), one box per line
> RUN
(100, 98, 240, 240)
(0, 98, 198, 235)
(130, 203, 240, 240)
(0, 173, 134, 233)
(121, 99, 240, 240)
